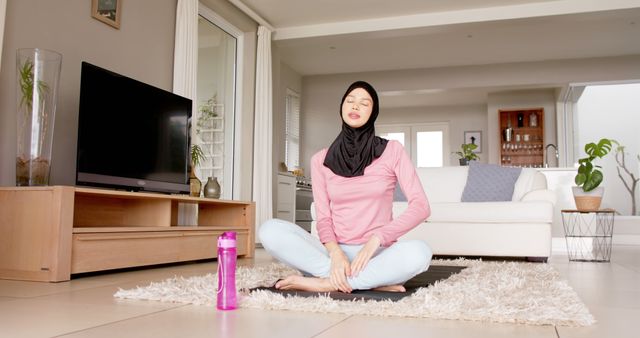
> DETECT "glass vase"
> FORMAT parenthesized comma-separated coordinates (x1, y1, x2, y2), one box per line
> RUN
(189, 167, 202, 197)
(15, 48, 62, 186)
(204, 177, 221, 199)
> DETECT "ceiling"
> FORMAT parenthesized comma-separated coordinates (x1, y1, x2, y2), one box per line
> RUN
(234, 0, 640, 106)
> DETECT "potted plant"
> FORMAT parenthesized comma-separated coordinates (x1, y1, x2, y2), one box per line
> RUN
(573, 138, 615, 211)
(454, 143, 480, 166)
(189, 144, 206, 197)
(15, 49, 62, 186)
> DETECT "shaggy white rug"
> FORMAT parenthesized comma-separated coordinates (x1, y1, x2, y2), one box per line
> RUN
(114, 259, 595, 327)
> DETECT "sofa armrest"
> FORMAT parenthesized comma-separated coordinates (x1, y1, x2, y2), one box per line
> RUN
(520, 189, 556, 205)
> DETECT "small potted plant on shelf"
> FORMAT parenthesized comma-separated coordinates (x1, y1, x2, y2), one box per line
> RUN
(189, 144, 206, 197)
(573, 138, 616, 211)
(454, 143, 480, 166)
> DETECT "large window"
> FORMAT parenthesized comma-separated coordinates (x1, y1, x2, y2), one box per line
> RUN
(285, 89, 300, 170)
(377, 123, 450, 167)
(564, 82, 640, 215)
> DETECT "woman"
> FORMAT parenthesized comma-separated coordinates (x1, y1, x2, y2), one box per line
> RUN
(260, 81, 431, 293)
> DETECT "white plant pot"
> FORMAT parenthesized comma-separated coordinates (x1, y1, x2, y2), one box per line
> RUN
(572, 186, 604, 211)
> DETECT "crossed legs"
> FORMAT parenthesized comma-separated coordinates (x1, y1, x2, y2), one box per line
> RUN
(259, 218, 432, 292)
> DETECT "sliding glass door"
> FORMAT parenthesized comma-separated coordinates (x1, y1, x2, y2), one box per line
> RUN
(196, 15, 236, 199)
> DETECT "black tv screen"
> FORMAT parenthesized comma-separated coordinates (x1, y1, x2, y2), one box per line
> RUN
(76, 62, 191, 194)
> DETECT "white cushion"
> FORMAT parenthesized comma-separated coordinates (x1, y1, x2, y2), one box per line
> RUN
(416, 167, 468, 203)
(512, 169, 547, 201)
(392, 201, 552, 223)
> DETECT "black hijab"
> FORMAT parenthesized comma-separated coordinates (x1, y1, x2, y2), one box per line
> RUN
(323, 81, 388, 177)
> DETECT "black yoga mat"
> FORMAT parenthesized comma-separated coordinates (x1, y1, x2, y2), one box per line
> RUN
(250, 265, 466, 302)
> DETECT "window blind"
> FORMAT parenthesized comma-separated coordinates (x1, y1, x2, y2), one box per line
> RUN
(285, 89, 300, 170)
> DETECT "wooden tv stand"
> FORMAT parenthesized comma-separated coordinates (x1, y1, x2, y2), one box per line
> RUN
(0, 186, 255, 282)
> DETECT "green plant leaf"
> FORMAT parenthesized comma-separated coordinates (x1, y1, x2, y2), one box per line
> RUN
(585, 138, 612, 158)
(18, 59, 49, 111)
(456, 143, 480, 161)
(190, 144, 206, 167)
(575, 173, 587, 186)
(583, 169, 603, 192)
(578, 161, 592, 175)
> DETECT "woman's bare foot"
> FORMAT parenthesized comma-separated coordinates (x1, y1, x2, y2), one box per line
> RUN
(372, 284, 406, 292)
(274, 275, 338, 292)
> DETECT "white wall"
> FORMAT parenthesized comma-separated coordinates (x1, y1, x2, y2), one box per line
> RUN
(577, 83, 640, 216)
(487, 89, 558, 165)
(299, 55, 640, 174)
(0, 0, 5, 70)
(0, 0, 257, 201)
(0, 0, 177, 187)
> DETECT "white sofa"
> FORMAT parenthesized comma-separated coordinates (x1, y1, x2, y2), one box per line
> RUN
(311, 166, 556, 260)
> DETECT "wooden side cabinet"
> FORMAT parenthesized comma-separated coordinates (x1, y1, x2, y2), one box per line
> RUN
(0, 186, 255, 282)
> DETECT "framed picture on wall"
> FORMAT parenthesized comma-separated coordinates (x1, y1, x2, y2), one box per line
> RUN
(464, 131, 482, 153)
(91, 0, 122, 29)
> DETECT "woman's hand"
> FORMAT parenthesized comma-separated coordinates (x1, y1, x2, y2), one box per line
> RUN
(328, 248, 352, 293)
(350, 235, 381, 277)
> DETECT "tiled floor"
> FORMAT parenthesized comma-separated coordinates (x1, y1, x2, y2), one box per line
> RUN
(1, 246, 639, 338)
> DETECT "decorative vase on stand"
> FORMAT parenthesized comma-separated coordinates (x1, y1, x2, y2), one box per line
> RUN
(204, 177, 221, 198)
(189, 167, 202, 197)
(15, 48, 62, 186)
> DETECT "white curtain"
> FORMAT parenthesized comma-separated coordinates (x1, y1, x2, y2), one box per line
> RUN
(173, 0, 198, 224)
(253, 26, 273, 227)
(173, 0, 198, 134)
(0, 0, 7, 70)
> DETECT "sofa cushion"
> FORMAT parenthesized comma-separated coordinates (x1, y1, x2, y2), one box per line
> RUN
(392, 201, 553, 223)
(512, 168, 546, 201)
(461, 162, 522, 202)
(416, 167, 469, 203)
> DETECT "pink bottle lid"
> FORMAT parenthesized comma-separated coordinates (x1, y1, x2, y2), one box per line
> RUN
(218, 231, 237, 248)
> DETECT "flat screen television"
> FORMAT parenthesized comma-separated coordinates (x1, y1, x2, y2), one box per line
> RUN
(76, 62, 191, 194)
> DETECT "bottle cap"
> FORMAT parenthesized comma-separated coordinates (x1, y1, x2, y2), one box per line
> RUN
(218, 231, 237, 248)
(221, 231, 236, 240)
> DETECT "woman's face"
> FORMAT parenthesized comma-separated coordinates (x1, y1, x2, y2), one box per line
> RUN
(341, 87, 374, 128)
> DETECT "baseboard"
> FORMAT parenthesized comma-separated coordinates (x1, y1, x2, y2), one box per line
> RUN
(612, 234, 640, 246)
(552, 235, 640, 254)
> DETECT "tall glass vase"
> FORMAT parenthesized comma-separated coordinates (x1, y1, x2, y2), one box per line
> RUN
(15, 48, 62, 186)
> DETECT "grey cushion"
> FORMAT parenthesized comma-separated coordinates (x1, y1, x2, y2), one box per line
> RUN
(461, 162, 522, 202)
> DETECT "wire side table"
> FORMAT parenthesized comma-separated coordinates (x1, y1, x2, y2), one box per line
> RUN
(561, 209, 615, 262)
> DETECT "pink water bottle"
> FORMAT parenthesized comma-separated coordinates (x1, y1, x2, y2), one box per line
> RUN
(217, 231, 237, 310)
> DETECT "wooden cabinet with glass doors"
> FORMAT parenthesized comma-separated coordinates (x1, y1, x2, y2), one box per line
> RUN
(499, 109, 544, 167)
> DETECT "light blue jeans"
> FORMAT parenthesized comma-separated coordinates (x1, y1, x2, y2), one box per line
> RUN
(259, 218, 432, 290)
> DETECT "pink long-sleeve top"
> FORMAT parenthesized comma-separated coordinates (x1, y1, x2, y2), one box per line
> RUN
(311, 140, 430, 247)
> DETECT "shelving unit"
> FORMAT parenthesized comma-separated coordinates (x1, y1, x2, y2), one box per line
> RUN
(198, 104, 225, 195)
(499, 109, 544, 168)
(0, 186, 255, 282)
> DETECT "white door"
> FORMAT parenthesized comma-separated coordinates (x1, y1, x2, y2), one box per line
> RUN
(411, 123, 450, 168)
